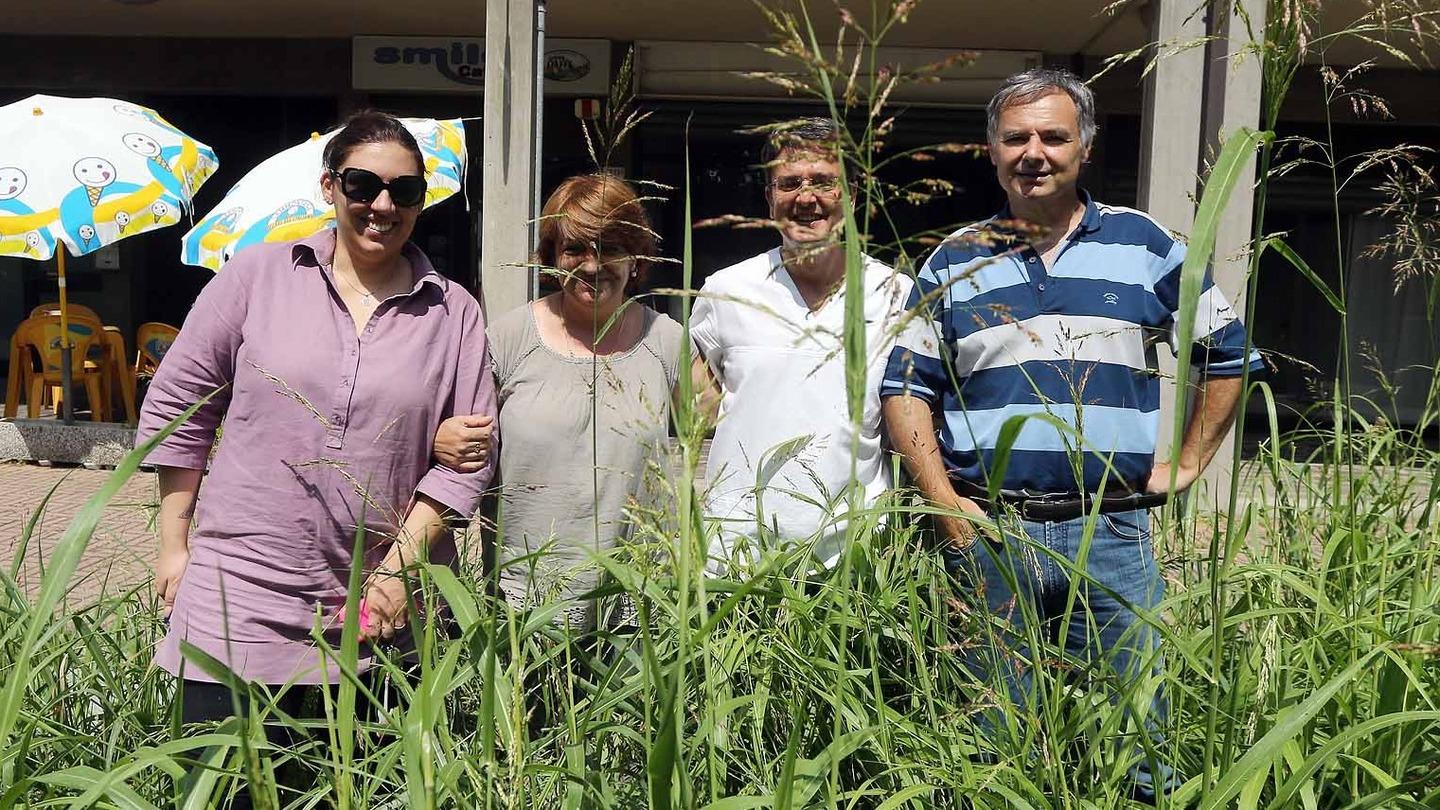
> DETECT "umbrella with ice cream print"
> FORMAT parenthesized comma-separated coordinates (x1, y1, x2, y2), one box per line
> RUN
(0, 95, 218, 259)
(181, 117, 467, 271)
(0, 94, 219, 422)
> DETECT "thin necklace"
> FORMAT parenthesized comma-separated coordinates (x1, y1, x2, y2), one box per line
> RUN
(338, 265, 399, 306)
(339, 272, 377, 306)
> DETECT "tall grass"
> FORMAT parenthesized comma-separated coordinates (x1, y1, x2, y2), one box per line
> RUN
(3, 0, 1439, 807)
(4, 409, 1437, 806)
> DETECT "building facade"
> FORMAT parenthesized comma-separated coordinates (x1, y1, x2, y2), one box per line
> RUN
(3, 0, 1437, 433)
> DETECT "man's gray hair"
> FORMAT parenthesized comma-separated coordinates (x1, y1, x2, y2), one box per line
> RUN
(759, 117, 843, 178)
(985, 68, 1097, 148)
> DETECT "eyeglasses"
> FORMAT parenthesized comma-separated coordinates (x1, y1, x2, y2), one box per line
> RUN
(330, 167, 427, 208)
(561, 240, 632, 260)
(770, 175, 842, 196)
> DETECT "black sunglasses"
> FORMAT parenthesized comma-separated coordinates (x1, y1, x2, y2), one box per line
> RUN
(330, 167, 427, 208)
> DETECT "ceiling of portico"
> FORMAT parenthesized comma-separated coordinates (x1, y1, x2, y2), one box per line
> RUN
(7, 0, 1134, 49)
(0, 0, 1421, 66)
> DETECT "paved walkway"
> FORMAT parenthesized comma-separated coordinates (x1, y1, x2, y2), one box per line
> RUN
(2, 455, 1422, 606)
(1, 461, 158, 604)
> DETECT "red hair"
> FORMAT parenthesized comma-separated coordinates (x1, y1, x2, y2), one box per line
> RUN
(535, 174, 657, 285)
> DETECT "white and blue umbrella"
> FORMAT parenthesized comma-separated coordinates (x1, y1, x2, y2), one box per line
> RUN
(0, 95, 218, 259)
(0, 94, 218, 422)
(181, 117, 466, 271)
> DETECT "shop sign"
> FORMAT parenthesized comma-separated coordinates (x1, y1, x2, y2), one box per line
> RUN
(353, 37, 611, 96)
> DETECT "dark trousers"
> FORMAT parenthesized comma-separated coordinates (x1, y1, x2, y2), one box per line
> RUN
(177, 676, 382, 809)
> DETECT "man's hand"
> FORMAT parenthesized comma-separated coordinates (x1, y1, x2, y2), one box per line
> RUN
(154, 546, 188, 617)
(1146, 375, 1245, 495)
(434, 414, 493, 473)
(882, 394, 996, 552)
(936, 496, 990, 552)
(1144, 460, 1200, 494)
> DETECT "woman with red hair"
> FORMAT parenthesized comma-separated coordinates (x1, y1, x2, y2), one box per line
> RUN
(437, 173, 680, 629)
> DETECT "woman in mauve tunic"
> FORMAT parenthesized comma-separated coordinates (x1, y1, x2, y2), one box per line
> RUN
(137, 112, 496, 719)
(437, 174, 680, 630)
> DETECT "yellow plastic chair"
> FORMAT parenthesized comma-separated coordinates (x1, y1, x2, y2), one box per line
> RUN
(29, 303, 136, 424)
(30, 302, 103, 322)
(4, 329, 31, 418)
(135, 321, 179, 379)
(10, 314, 108, 421)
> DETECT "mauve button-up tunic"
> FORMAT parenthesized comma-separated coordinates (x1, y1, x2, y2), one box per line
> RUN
(136, 229, 496, 685)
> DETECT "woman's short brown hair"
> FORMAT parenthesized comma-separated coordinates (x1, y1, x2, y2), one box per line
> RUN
(535, 174, 657, 286)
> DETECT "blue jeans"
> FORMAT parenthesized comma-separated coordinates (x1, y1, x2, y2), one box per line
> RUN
(943, 508, 1178, 801)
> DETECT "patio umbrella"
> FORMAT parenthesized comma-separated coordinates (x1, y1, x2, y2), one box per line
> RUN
(0, 94, 219, 422)
(181, 117, 467, 272)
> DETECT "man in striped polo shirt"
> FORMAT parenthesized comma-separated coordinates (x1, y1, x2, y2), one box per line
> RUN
(881, 68, 1262, 801)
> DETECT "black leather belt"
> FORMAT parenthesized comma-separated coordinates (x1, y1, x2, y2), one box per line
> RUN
(952, 477, 1168, 522)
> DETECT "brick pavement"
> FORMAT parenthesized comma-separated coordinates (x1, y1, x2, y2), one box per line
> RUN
(1, 460, 158, 604)
(0, 454, 1421, 607)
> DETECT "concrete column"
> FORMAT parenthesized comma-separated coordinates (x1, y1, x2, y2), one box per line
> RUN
(480, 0, 541, 317)
(1201, 0, 1265, 306)
(1137, 0, 1205, 232)
(1138, 0, 1207, 495)
(1195, 0, 1265, 507)
(1137, 0, 1264, 508)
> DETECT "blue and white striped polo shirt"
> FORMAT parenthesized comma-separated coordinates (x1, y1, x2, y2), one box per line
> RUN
(879, 191, 1264, 493)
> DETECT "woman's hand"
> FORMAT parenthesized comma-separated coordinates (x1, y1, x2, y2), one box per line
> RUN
(357, 572, 411, 643)
(155, 546, 189, 617)
(433, 414, 494, 473)
(353, 494, 450, 642)
(155, 466, 202, 618)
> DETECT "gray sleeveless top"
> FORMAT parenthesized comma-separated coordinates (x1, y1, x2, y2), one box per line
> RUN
(488, 302, 682, 627)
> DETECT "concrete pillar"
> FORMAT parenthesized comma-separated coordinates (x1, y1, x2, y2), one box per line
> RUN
(1137, 0, 1264, 508)
(1137, 0, 1205, 233)
(1195, 0, 1265, 508)
(1138, 0, 1207, 495)
(1201, 0, 1265, 306)
(480, 0, 541, 317)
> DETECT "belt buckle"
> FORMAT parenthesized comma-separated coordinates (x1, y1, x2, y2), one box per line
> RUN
(1014, 490, 1083, 522)
(1013, 489, 1078, 505)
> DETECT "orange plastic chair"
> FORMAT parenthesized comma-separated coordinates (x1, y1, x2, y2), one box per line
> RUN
(135, 322, 179, 379)
(28, 303, 136, 424)
(10, 314, 108, 421)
